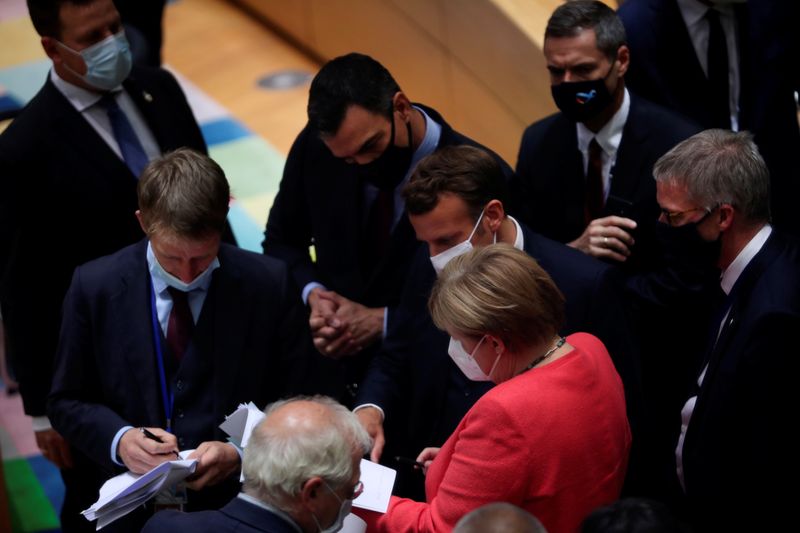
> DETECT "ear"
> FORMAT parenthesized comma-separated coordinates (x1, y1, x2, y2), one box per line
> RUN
(41, 36, 62, 62)
(487, 334, 507, 357)
(717, 203, 735, 232)
(483, 199, 506, 233)
(393, 91, 413, 122)
(135, 210, 148, 234)
(300, 476, 325, 507)
(615, 45, 630, 78)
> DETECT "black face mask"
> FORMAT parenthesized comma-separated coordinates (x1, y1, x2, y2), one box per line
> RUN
(655, 220, 722, 268)
(357, 111, 414, 191)
(551, 70, 614, 123)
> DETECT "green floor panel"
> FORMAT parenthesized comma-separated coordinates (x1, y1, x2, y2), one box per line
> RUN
(210, 136, 286, 200)
(3, 459, 59, 532)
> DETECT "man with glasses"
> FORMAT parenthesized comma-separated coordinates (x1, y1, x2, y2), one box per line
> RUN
(143, 396, 371, 533)
(651, 129, 800, 531)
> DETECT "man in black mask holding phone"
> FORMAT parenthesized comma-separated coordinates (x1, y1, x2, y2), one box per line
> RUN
(513, 0, 699, 274)
(263, 53, 511, 404)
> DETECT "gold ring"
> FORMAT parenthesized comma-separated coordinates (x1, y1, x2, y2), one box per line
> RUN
(603, 236, 609, 245)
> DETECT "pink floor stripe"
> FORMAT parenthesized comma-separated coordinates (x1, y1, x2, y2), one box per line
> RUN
(0, 391, 40, 458)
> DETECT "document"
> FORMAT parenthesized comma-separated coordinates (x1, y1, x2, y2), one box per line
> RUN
(82, 450, 197, 530)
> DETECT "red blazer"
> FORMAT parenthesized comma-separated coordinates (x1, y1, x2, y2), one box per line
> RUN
(358, 333, 631, 533)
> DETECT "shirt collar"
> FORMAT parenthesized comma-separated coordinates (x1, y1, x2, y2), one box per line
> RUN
(236, 493, 303, 533)
(576, 87, 630, 157)
(677, 0, 734, 28)
(409, 105, 441, 171)
(146, 241, 220, 295)
(720, 224, 772, 295)
(50, 68, 118, 112)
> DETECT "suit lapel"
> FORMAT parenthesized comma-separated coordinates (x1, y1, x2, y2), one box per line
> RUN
(114, 242, 163, 425)
(609, 96, 650, 204)
(123, 73, 167, 151)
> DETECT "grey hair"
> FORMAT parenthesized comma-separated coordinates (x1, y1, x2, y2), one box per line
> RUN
(242, 396, 371, 510)
(653, 129, 771, 225)
(545, 0, 627, 61)
(454, 502, 549, 533)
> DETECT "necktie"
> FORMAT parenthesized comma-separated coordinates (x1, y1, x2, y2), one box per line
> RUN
(585, 138, 605, 224)
(706, 8, 731, 129)
(362, 188, 394, 276)
(99, 93, 149, 177)
(166, 287, 194, 361)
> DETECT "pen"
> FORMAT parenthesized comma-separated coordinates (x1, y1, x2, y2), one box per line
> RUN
(395, 456, 425, 469)
(140, 427, 180, 458)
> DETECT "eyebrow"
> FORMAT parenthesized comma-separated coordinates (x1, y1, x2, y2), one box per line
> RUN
(355, 132, 381, 156)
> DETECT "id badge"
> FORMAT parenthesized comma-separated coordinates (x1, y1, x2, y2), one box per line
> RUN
(153, 481, 188, 512)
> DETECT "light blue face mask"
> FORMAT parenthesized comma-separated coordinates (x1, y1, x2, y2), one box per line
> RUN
(58, 31, 132, 91)
(151, 254, 219, 293)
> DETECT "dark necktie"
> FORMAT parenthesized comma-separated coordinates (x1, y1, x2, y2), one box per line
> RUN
(166, 287, 194, 361)
(585, 138, 605, 224)
(99, 93, 149, 177)
(362, 188, 394, 276)
(706, 8, 731, 129)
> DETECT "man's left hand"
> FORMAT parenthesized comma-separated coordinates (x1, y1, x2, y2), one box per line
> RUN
(185, 441, 241, 490)
(325, 293, 384, 352)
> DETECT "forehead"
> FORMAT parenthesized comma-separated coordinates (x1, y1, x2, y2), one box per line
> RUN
(544, 28, 606, 65)
(656, 180, 694, 209)
(59, 0, 120, 42)
(409, 193, 473, 238)
(150, 231, 219, 257)
(321, 105, 388, 159)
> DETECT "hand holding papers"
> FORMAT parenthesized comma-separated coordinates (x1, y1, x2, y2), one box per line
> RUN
(82, 450, 197, 530)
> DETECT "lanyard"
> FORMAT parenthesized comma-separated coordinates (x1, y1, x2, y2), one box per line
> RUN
(149, 280, 174, 432)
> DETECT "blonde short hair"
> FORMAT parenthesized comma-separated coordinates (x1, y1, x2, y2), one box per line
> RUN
(429, 244, 564, 351)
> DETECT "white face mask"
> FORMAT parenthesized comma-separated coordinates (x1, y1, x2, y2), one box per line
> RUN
(430, 209, 495, 275)
(57, 31, 132, 91)
(448, 336, 501, 382)
(313, 484, 353, 533)
(151, 254, 218, 293)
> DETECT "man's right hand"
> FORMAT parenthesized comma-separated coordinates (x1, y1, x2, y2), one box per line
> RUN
(35, 428, 73, 469)
(568, 215, 637, 262)
(308, 288, 359, 358)
(355, 407, 386, 462)
(118, 427, 179, 474)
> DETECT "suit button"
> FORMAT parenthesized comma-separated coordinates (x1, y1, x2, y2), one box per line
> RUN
(177, 409, 184, 419)
(178, 437, 185, 447)
(176, 380, 184, 391)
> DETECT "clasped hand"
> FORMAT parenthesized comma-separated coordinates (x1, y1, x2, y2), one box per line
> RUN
(308, 289, 384, 358)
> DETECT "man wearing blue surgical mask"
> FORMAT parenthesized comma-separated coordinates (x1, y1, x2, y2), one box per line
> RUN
(0, 1, 231, 530)
(512, 0, 699, 275)
(353, 145, 642, 502)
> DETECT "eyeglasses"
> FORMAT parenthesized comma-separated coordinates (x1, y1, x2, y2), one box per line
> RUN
(660, 204, 718, 227)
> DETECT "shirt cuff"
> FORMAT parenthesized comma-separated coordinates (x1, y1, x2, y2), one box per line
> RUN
(31, 416, 52, 432)
(382, 307, 388, 338)
(353, 403, 385, 422)
(111, 425, 135, 466)
(302, 282, 326, 306)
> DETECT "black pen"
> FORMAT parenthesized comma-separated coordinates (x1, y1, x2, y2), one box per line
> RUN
(140, 427, 180, 458)
(395, 456, 425, 469)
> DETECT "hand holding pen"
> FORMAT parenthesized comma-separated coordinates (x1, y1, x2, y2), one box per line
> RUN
(118, 426, 180, 474)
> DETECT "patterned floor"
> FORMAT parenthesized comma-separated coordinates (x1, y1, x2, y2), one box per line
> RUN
(0, 1, 300, 530)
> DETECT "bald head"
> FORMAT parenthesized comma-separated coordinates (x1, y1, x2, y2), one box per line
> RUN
(241, 396, 371, 511)
(454, 503, 548, 533)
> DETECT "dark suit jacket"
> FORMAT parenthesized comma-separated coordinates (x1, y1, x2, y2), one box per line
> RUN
(142, 497, 300, 533)
(0, 66, 208, 418)
(356, 221, 641, 498)
(681, 229, 800, 531)
(618, 0, 800, 234)
(513, 93, 700, 274)
(263, 104, 512, 402)
(47, 241, 309, 528)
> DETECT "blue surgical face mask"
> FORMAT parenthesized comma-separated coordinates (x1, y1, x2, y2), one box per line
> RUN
(57, 31, 132, 91)
(150, 254, 219, 293)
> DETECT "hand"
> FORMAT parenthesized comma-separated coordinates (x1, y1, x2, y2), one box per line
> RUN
(185, 441, 241, 490)
(324, 292, 384, 356)
(118, 427, 179, 474)
(568, 215, 637, 262)
(416, 447, 440, 476)
(308, 289, 348, 358)
(35, 428, 73, 469)
(355, 407, 386, 462)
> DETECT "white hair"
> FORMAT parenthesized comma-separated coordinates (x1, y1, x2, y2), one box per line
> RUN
(242, 396, 371, 510)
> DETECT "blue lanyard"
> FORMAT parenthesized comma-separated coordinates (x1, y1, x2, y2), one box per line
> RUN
(149, 280, 174, 432)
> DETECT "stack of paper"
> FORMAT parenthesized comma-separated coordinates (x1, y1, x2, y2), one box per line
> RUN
(82, 450, 197, 530)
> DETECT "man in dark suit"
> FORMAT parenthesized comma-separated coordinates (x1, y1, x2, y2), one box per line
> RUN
(142, 396, 371, 533)
(263, 53, 511, 404)
(354, 145, 642, 500)
(618, 0, 800, 235)
(47, 149, 307, 532)
(654, 129, 800, 530)
(513, 0, 699, 274)
(0, 4, 230, 528)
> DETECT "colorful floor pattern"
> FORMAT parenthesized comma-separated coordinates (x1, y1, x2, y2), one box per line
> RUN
(0, 1, 295, 531)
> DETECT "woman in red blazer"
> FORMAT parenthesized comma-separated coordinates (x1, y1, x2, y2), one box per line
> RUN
(356, 244, 630, 533)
